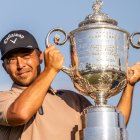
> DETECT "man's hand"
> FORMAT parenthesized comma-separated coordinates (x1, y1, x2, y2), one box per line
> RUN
(127, 62, 140, 85)
(44, 45, 64, 73)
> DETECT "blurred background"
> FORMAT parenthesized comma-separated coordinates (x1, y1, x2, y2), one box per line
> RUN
(0, 0, 139, 139)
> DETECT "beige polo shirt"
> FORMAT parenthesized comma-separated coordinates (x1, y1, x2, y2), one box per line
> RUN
(0, 84, 91, 140)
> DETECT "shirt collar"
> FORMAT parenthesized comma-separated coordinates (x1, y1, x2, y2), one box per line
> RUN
(11, 83, 57, 95)
(11, 83, 27, 94)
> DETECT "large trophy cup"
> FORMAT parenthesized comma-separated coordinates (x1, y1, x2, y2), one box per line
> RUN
(46, 0, 140, 139)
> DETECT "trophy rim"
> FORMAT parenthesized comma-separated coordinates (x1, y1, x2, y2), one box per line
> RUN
(70, 26, 130, 37)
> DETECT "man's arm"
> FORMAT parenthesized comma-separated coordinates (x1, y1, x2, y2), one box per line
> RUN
(6, 45, 64, 126)
(117, 83, 134, 125)
(117, 62, 140, 125)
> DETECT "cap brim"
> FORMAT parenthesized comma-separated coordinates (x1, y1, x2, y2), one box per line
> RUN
(1, 46, 35, 60)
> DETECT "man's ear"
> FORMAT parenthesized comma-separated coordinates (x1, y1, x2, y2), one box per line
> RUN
(39, 51, 43, 64)
(2, 62, 8, 74)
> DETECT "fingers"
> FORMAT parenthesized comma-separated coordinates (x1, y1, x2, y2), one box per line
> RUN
(45, 44, 57, 54)
(44, 45, 64, 72)
(128, 63, 140, 85)
(127, 67, 133, 81)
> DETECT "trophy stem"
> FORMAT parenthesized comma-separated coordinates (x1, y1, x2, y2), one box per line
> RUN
(95, 92, 107, 105)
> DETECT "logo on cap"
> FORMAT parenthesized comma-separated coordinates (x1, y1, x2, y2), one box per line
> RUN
(10, 38, 17, 44)
(4, 33, 24, 44)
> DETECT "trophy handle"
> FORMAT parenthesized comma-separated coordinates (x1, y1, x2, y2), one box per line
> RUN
(45, 28, 72, 76)
(130, 32, 140, 48)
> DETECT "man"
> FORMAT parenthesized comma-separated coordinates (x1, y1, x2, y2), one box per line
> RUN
(0, 29, 138, 140)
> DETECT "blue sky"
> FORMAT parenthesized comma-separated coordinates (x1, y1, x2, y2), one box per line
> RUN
(0, 0, 140, 139)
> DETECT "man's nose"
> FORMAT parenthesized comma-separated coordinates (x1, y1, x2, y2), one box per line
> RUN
(16, 56, 26, 69)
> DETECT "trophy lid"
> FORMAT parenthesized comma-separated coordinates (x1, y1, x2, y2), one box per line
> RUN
(79, 0, 118, 27)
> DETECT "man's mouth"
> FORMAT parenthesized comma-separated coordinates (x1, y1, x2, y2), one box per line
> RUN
(17, 71, 31, 77)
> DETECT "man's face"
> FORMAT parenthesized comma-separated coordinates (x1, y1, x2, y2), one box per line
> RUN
(3, 49, 42, 86)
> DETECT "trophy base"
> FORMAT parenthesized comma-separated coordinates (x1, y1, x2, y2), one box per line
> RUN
(77, 105, 128, 140)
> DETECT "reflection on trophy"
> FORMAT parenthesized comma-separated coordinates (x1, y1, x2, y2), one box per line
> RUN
(46, 0, 140, 139)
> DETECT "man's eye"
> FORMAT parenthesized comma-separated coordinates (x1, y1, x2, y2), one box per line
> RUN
(22, 54, 31, 59)
(7, 58, 17, 63)
(9, 57, 16, 61)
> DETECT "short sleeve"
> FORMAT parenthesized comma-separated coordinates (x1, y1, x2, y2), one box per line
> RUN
(78, 94, 92, 111)
(0, 92, 17, 126)
(57, 90, 92, 112)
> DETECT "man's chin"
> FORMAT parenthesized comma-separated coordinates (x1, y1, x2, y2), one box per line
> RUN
(12, 74, 37, 87)
(15, 79, 34, 87)
(16, 82, 30, 87)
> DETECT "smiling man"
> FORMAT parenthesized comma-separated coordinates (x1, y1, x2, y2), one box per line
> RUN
(0, 30, 139, 140)
(0, 30, 93, 140)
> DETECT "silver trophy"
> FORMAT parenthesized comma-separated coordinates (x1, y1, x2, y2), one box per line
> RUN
(46, 0, 140, 139)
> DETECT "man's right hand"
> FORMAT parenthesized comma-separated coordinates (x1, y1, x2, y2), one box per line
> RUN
(44, 45, 64, 73)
